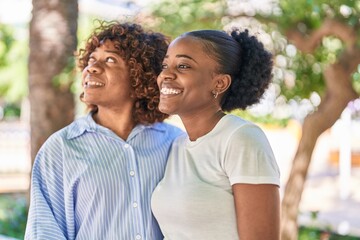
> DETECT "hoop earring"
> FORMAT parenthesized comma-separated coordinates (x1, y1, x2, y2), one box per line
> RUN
(212, 90, 219, 99)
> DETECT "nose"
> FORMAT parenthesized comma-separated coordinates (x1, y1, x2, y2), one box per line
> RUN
(86, 61, 103, 74)
(159, 68, 175, 81)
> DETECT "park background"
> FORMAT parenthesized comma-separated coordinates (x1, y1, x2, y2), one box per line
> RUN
(0, 0, 360, 239)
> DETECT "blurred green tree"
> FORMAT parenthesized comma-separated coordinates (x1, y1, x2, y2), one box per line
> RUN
(144, 0, 227, 38)
(149, 0, 360, 239)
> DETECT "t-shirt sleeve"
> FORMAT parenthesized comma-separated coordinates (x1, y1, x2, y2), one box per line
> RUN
(223, 123, 280, 186)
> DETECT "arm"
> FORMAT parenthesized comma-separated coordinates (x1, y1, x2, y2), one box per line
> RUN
(25, 141, 68, 240)
(223, 123, 281, 239)
(233, 183, 280, 240)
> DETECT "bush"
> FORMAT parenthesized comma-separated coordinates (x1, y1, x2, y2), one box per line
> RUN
(0, 194, 27, 239)
(3, 104, 21, 119)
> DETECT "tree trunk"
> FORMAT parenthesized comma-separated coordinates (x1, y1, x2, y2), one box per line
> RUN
(28, 0, 78, 165)
(280, 47, 360, 239)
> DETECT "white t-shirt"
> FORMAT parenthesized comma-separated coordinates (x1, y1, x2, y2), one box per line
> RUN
(151, 114, 280, 240)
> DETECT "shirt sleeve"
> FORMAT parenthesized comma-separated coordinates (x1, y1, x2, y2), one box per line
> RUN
(223, 123, 280, 186)
(25, 137, 68, 240)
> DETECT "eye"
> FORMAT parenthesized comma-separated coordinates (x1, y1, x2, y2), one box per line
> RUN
(161, 63, 168, 69)
(178, 64, 190, 69)
(106, 57, 116, 63)
(88, 56, 96, 64)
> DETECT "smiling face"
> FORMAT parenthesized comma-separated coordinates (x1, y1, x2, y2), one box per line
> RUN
(82, 39, 133, 111)
(157, 36, 222, 117)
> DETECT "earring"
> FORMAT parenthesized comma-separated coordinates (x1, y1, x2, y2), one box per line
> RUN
(212, 90, 219, 99)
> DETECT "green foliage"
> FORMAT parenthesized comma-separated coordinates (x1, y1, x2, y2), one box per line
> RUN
(268, 0, 360, 102)
(276, 0, 360, 31)
(299, 226, 360, 240)
(0, 194, 27, 239)
(0, 25, 28, 103)
(0, 41, 28, 103)
(149, 0, 227, 38)
(0, 24, 14, 67)
(352, 65, 360, 93)
(275, 47, 330, 99)
(3, 103, 21, 118)
(277, 0, 322, 29)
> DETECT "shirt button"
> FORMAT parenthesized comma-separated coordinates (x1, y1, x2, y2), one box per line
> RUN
(129, 170, 135, 176)
(133, 202, 138, 208)
(135, 234, 141, 240)
(124, 144, 130, 148)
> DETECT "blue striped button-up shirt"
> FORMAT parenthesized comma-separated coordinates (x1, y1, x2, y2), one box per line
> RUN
(25, 113, 183, 240)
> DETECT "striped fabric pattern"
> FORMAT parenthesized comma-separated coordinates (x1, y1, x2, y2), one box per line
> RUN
(25, 113, 182, 240)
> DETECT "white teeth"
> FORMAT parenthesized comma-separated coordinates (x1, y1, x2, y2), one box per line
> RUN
(161, 87, 182, 95)
(85, 81, 105, 87)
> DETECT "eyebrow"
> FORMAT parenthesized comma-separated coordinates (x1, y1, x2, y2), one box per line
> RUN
(104, 50, 122, 56)
(105, 50, 119, 54)
(164, 54, 198, 63)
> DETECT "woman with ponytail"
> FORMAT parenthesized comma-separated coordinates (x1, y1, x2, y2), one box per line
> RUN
(151, 29, 280, 240)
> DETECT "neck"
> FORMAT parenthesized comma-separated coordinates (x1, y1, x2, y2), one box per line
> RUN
(93, 107, 136, 140)
(180, 109, 225, 141)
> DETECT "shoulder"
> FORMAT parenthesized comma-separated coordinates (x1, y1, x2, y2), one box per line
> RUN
(217, 115, 274, 157)
(35, 116, 86, 161)
(41, 126, 70, 149)
(221, 114, 266, 141)
(34, 128, 69, 166)
(221, 116, 280, 185)
(32, 126, 72, 177)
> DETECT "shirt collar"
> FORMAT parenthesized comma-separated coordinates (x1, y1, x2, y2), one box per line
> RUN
(66, 112, 166, 140)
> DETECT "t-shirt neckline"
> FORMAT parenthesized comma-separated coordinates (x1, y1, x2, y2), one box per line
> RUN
(185, 114, 232, 147)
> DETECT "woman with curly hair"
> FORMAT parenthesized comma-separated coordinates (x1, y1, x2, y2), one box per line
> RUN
(25, 21, 182, 240)
(151, 29, 280, 239)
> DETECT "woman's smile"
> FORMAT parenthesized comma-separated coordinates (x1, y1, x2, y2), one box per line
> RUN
(160, 87, 183, 95)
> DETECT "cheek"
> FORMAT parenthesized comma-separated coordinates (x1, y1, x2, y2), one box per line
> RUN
(156, 75, 162, 87)
(186, 80, 214, 101)
(190, 75, 212, 91)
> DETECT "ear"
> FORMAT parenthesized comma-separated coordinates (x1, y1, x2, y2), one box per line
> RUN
(213, 74, 231, 94)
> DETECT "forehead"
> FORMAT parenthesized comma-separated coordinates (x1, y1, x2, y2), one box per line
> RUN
(166, 36, 219, 73)
(93, 39, 121, 53)
(167, 36, 207, 57)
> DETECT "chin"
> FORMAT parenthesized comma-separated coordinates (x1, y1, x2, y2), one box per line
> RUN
(159, 106, 174, 115)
